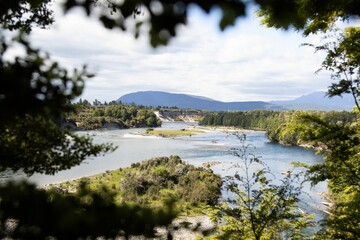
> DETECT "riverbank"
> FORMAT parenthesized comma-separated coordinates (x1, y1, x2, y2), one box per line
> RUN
(197, 124, 321, 150)
(144, 128, 204, 137)
(197, 125, 266, 133)
(154, 110, 206, 122)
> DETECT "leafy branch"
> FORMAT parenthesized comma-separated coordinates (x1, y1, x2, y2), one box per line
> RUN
(211, 133, 314, 240)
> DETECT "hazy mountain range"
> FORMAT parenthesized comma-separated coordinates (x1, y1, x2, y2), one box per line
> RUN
(117, 91, 354, 111)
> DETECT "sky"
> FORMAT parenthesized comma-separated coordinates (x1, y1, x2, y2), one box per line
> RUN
(28, 2, 341, 103)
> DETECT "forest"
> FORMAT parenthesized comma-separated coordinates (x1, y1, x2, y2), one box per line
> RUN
(200, 110, 357, 145)
(65, 100, 162, 130)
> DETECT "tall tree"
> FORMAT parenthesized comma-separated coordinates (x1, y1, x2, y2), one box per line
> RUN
(211, 133, 314, 240)
(258, 3, 360, 238)
(307, 27, 360, 110)
(0, 1, 176, 238)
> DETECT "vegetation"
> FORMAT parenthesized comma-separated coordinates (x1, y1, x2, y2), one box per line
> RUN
(209, 134, 314, 240)
(5, 0, 353, 48)
(200, 24, 360, 239)
(257, 1, 360, 36)
(0, 181, 176, 239)
(0, 38, 115, 175)
(281, 28, 360, 239)
(277, 112, 360, 239)
(145, 128, 203, 137)
(67, 101, 161, 130)
(200, 110, 356, 145)
(51, 156, 222, 213)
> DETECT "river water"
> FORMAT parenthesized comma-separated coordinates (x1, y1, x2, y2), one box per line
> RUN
(5, 122, 327, 221)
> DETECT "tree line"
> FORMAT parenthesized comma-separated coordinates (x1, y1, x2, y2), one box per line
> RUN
(199, 110, 357, 145)
(66, 100, 161, 130)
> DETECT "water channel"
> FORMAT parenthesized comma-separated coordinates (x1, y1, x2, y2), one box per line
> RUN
(6, 122, 327, 222)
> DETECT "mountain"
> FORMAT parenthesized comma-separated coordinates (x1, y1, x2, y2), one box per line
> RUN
(117, 91, 354, 111)
(271, 91, 354, 111)
(117, 91, 283, 111)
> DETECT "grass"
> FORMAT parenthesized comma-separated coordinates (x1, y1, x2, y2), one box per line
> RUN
(146, 128, 204, 137)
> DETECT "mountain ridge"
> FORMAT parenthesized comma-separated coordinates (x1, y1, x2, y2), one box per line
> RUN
(117, 91, 354, 111)
(117, 91, 283, 111)
(271, 91, 354, 111)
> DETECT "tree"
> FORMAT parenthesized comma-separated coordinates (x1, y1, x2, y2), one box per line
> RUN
(0, 34, 115, 175)
(0, 34, 175, 240)
(277, 26, 360, 238)
(281, 110, 360, 239)
(0, 1, 176, 238)
(254, 26, 360, 236)
(93, 99, 102, 106)
(0, 0, 54, 32)
(305, 27, 360, 110)
(2, 1, 359, 48)
(210, 133, 314, 240)
(273, 26, 360, 233)
(257, 0, 360, 35)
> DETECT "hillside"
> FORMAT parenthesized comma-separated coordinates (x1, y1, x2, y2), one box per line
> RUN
(118, 91, 283, 111)
(271, 91, 354, 111)
(117, 91, 354, 111)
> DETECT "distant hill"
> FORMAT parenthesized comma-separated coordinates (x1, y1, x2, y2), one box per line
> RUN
(271, 91, 354, 111)
(117, 91, 283, 111)
(117, 91, 355, 111)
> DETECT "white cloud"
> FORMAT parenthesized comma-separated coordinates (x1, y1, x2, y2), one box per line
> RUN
(29, 3, 335, 103)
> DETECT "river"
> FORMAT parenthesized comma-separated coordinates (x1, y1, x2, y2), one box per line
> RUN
(4, 122, 327, 221)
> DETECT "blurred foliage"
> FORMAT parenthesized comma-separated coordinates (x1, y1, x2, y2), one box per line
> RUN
(0, 0, 54, 32)
(61, 0, 246, 47)
(0, 115, 115, 175)
(0, 181, 176, 239)
(0, 34, 115, 175)
(62, 0, 360, 47)
(0, 34, 87, 124)
(257, 0, 360, 35)
(2, 1, 358, 47)
(0, 23, 174, 240)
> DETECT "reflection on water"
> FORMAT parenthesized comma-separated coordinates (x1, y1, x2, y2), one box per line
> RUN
(1, 122, 327, 221)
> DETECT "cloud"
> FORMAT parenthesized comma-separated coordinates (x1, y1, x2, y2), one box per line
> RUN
(30, 4, 333, 103)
